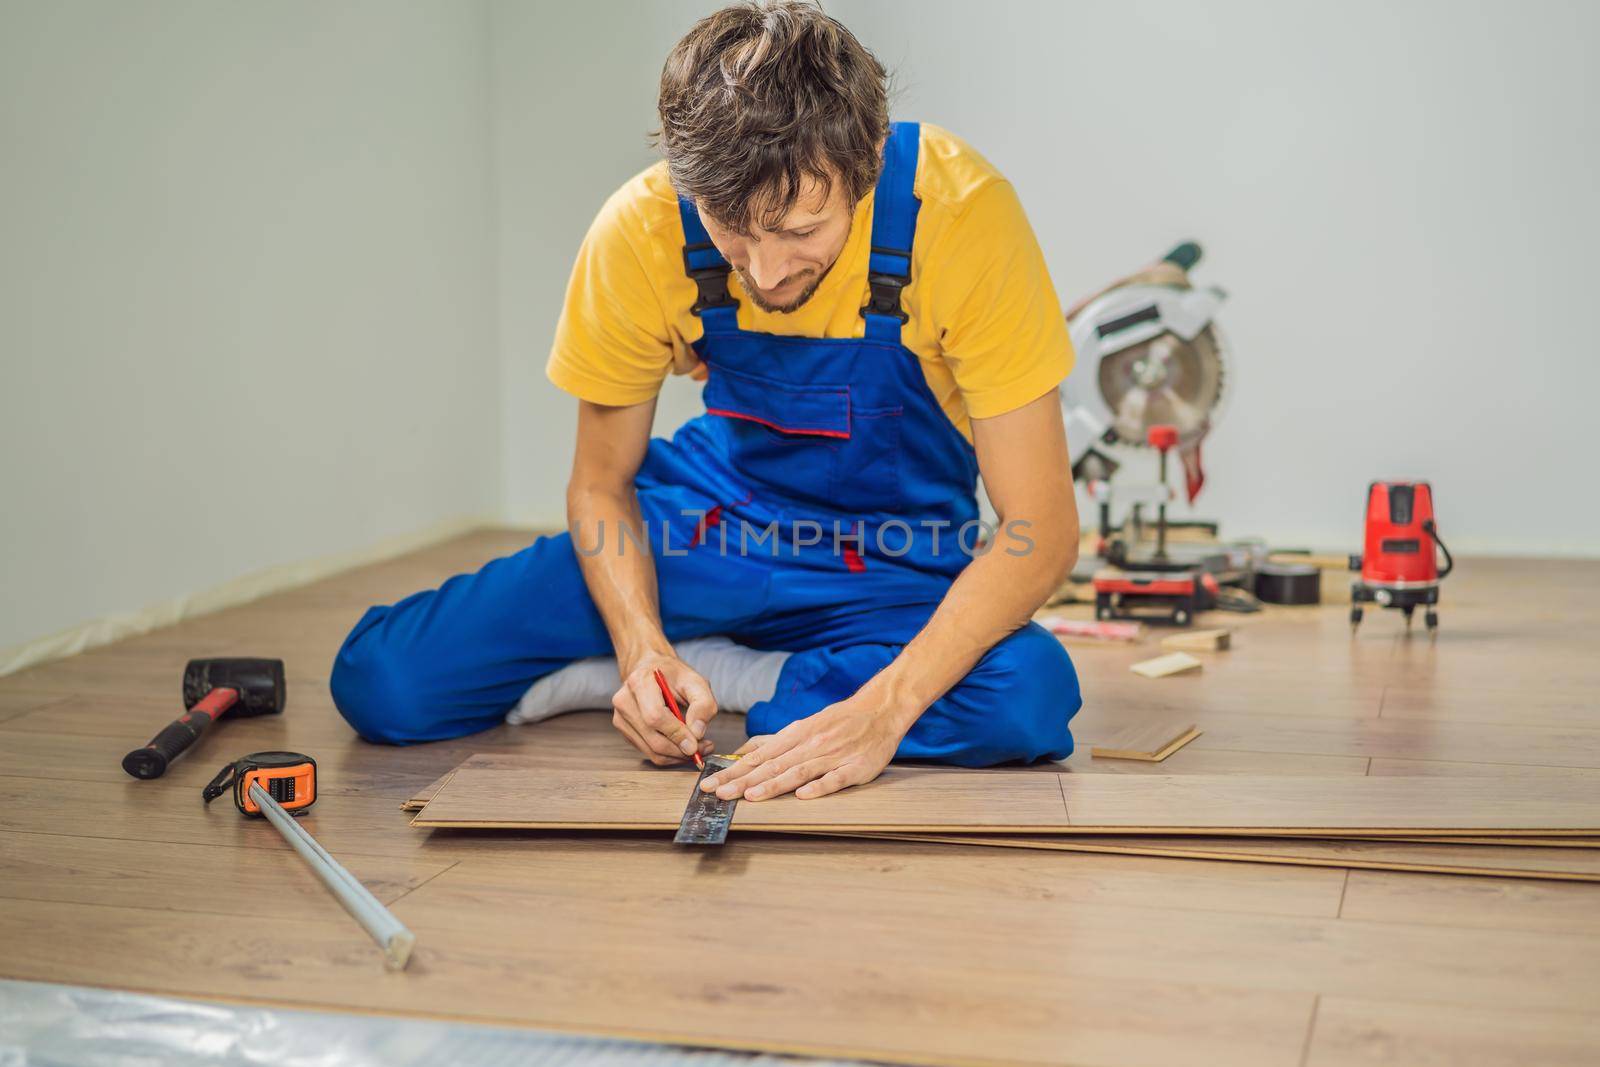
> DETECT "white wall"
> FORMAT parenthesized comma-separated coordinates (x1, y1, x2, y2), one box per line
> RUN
(494, 0, 1598, 554)
(829, 0, 1599, 554)
(491, 0, 716, 525)
(0, 1, 499, 652)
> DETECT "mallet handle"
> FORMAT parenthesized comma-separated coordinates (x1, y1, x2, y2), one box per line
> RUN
(121, 687, 239, 779)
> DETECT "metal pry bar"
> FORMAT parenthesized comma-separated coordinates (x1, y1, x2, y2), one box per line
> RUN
(248, 782, 417, 969)
(674, 755, 740, 845)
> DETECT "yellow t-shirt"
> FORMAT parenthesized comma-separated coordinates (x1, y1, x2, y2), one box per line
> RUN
(547, 123, 1072, 440)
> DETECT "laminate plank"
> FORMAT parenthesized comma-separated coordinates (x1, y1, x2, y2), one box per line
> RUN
(412, 769, 1600, 836)
(388, 856, 1600, 1014)
(412, 766, 1074, 831)
(1377, 634, 1585, 678)
(1368, 759, 1600, 779)
(402, 752, 570, 811)
(830, 834, 1600, 882)
(1173, 712, 1600, 769)
(1338, 870, 1600, 933)
(1306, 997, 1600, 1067)
(0, 692, 336, 740)
(1057, 775, 1600, 834)
(1123, 650, 1390, 686)
(0, 830, 454, 916)
(0, 896, 1318, 1067)
(0, 707, 731, 792)
(1081, 678, 1385, 720)
(1061, 747, 1373, 777)
(0, 724, 339, 788)
(404, 777, 1597, 848)
(0, 691, 67, 723)
(1380, 684, 1599, 730)
(429, 833, 1351, 919)
(0, 775, 438, 860)
(400, 745, 1376, 810)
(1367, 836, 1600, 847)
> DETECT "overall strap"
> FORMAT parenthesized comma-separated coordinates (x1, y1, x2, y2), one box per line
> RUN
(861, 121, 922, 344)
(677, 197, 740, 334)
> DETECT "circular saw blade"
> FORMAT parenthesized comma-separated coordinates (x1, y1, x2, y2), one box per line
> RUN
(1097, 326, 1225, 449)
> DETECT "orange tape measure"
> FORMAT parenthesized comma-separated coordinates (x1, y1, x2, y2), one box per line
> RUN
(203, 750, 318, 816)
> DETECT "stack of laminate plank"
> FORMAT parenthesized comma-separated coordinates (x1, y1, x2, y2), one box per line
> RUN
(403, 754, 1600, 882)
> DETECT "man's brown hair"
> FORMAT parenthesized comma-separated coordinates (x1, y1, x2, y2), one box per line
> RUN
(655, 1, 889, 235)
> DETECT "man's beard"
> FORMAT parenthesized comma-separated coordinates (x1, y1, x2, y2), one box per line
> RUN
(735, 259, 833, 314)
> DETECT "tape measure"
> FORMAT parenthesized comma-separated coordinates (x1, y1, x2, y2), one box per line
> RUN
(203, 750, 318, 816)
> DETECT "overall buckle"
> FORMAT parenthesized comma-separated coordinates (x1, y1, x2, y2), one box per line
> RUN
(683, 242, 738, 315)
(861, 272, 909, 323)
(688, 267, 738, 315)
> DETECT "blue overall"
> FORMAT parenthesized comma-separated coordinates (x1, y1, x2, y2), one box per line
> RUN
(330, 123, 1080, 767)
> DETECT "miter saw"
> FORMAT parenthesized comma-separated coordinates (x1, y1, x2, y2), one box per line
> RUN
(1060, 241, 1230, 573)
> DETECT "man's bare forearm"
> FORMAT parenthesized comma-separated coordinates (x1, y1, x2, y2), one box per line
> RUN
(566, 398, 716, 763)
(863, 522, 1077, 730)
(567, 480, 671, 672)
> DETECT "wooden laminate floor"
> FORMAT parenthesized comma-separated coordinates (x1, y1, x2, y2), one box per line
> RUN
(2, 530, 1598, 1066)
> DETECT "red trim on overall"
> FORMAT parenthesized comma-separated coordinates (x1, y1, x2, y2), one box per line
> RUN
(705, 407, 851, 440)
(689, 505, 723, 548)
(842, 544, 866, 573)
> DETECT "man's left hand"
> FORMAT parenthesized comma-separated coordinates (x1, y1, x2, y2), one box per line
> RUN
(698, 693, 912, 802)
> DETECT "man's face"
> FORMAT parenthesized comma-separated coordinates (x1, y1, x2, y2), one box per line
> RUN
(698, 173, 854, 314)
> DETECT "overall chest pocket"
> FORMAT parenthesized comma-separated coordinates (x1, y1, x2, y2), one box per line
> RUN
(703, 363, 902, 514)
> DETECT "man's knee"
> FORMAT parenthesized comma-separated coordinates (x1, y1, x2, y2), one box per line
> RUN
(329, 608, 439, 744)
(971, 623, 1081, 764)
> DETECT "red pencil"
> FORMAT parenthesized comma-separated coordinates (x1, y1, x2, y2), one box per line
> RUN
(653, 668, 704, 770)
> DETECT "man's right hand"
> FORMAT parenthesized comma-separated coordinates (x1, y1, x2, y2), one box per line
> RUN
(611, 652, 718, 766)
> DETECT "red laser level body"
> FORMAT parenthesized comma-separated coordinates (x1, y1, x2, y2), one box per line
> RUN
(1350, 481, 1453, 633)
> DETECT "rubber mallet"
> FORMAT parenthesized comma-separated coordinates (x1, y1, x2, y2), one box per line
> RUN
(122, 658, 286, 779)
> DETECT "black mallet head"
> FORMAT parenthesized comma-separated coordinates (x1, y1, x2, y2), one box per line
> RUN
(181, 657, 287, 718)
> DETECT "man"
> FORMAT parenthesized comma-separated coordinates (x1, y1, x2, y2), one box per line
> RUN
(331, 0, 1082, 803)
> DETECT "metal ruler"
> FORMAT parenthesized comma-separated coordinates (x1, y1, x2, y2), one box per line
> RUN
(674, 755, 739, 845)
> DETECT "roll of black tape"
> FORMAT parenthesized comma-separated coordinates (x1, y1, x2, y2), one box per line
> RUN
(1254, 562, 1321, 605)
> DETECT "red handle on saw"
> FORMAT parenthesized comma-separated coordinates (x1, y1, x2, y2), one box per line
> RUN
(1147, 425, 1179, 452)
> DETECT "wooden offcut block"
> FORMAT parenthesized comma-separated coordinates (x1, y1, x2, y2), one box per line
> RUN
(1130, 651, 1203, 678)
(1091, 722, 1202, 762)
(1161, 628, 1231, 653)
